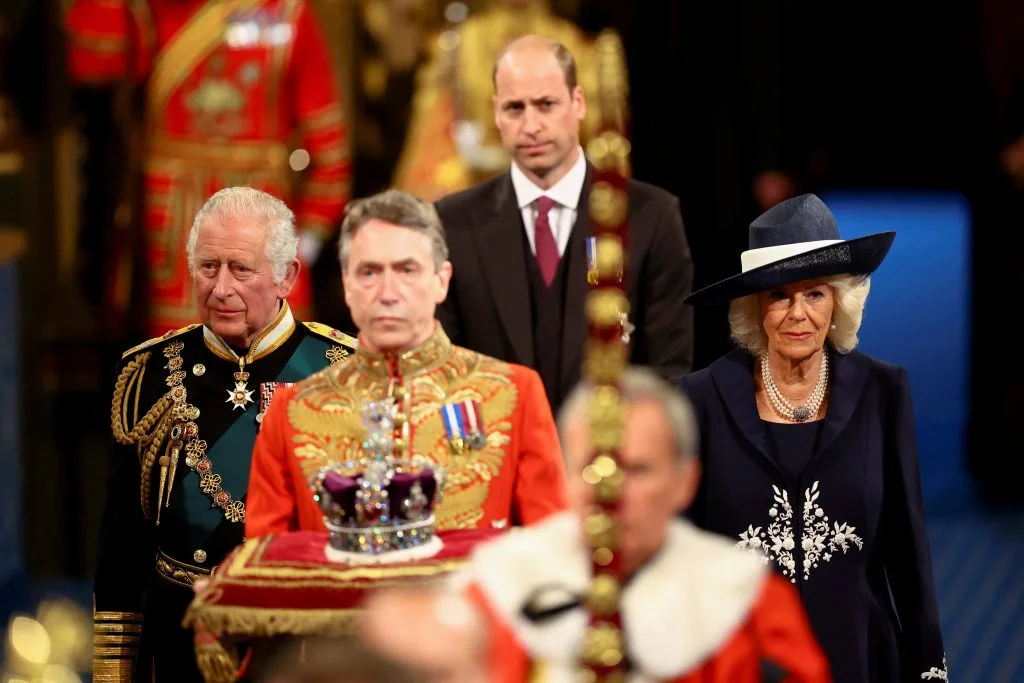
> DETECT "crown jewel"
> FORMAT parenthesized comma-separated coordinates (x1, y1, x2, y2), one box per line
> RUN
(311, 398, 446, 564)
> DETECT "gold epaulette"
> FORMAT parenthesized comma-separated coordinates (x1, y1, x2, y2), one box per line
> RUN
(302, 321, 359, 350)
(120, 323, 201, 360)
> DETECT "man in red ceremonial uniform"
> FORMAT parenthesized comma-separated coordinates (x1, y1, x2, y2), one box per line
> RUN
(246, 189, 569, 536)
(65, 0, 350, 335)
(459, 367, 833, 683)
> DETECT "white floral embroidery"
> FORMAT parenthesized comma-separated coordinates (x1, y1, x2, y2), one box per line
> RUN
(736, 481, 865, 582)
(921, 656, 948, 681)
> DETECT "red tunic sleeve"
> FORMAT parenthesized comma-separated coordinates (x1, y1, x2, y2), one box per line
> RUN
(245, 383, 301, 538)
(511, 367, 570, 525)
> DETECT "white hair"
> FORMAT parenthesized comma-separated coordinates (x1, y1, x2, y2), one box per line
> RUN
(728, 274, 872, 356)
(558, 367, 698, 464)
(186, 186, 298, 283)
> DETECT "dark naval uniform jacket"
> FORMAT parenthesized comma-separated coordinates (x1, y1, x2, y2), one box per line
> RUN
(679, 347, 947, 683)
(94, 303, 356, 683)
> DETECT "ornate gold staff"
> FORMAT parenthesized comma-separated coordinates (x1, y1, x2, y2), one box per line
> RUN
(578, 30, 631, 683)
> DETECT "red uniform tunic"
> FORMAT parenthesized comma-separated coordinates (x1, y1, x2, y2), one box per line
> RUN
(66, 0, 350, 335)
(246, 325, 570, 536)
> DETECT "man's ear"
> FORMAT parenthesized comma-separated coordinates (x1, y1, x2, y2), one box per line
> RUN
(276, 259, 301, 299)
(436, 260, 453, 304)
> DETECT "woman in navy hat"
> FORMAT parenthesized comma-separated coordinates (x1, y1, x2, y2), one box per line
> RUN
(679, 194, 947, 682)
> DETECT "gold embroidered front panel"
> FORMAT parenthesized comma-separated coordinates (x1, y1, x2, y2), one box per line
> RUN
(287, 347, 519, 529)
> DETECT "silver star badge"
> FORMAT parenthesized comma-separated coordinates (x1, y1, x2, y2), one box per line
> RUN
(226, 381, 254, 411)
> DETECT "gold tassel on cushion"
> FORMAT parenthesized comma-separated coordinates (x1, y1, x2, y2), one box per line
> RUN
(193, 618, 241, 683)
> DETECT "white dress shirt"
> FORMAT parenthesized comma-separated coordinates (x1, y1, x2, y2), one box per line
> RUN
(510, 147, 587, 257)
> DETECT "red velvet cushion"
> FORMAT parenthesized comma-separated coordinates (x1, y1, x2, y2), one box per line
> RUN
(184, 529, 501, 637)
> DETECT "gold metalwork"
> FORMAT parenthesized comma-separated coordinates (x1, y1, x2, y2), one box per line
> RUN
(194, 549, 208, 564)
(156, 551, 212, 587)
(585, 290, 629, 329)
(581, 622, 624, 667)
(583, 512, 617, 550)
(587, 387, 625, 452)
(156, 455, 170, 526)
(193, 363, 206, 376)
(92, 657, 136, 682)
(586, 574, 621, 615)
(158, 340, 244, 524)
(93, 610, 143, 622)
(326, 345, 350, 365)
(583, 341, 627, 384)
(589, 183, 627, 229)
(200, 473, 224, 494)
(586, 132, 631, 175)
(595, 236, 624, 280)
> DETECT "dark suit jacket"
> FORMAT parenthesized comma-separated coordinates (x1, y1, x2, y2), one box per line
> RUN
(679, 347, 946, 683)
(435, 166, 694, 415)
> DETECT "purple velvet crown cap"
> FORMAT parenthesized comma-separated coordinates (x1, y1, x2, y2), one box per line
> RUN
(322, 467, 438, 523)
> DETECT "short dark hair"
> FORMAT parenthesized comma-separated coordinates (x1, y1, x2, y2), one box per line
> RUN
(492, 36, 578, 92)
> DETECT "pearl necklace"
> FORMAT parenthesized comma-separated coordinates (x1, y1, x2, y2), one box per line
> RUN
(760, 352, 829, 422)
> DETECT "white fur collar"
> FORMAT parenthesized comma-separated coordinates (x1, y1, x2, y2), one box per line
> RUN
(466, 512, 766, 680)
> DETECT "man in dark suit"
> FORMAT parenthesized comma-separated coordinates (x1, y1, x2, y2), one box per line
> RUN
(435, 34, 693, 416)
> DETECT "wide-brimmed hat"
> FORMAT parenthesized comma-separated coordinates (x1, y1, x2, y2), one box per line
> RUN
(685, 193, 895, 306)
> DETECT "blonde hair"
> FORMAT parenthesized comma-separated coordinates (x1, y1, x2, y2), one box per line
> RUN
(728, 274, 872, 356)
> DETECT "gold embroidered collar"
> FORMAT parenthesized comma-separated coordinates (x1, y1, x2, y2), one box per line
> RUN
(202, 301, 296, 363)
(354, 324, 453, 379)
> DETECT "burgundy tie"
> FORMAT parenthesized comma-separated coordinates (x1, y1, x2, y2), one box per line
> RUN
(534, 196, 559, 287)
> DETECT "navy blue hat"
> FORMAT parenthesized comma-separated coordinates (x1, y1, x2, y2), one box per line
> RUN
(685, 194, 895, 305)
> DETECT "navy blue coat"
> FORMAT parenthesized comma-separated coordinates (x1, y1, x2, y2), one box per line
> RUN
(679, 347, 947, 683)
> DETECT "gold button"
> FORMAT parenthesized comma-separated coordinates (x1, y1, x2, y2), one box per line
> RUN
(193, 549, 207, 564)
(192, 364, 206, 376)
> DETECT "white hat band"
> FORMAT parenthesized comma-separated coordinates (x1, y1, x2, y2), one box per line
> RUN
(740, 239, 843, 273)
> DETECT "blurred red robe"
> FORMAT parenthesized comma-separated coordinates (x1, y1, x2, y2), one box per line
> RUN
(462, 512, 834, 683)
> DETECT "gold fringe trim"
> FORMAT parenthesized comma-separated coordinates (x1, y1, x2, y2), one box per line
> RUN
(184, 604, 361, 637)
(194, 618, 241, 683)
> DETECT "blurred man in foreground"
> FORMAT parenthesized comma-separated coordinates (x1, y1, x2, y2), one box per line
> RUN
(457, 367, 832, 682)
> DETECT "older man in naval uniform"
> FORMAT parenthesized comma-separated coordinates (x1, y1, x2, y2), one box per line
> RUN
(94, 187, 356, 683)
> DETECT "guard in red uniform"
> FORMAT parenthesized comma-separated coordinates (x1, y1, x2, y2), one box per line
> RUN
(247, 189, 569, 538)
(65, 0, 350, 335)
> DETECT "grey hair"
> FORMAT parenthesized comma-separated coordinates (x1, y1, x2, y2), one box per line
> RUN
(186, 186, 298, 283)
(557, 367, 698, 464)
(728, 274, 872, 356)
(338, 189, 449, 271)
